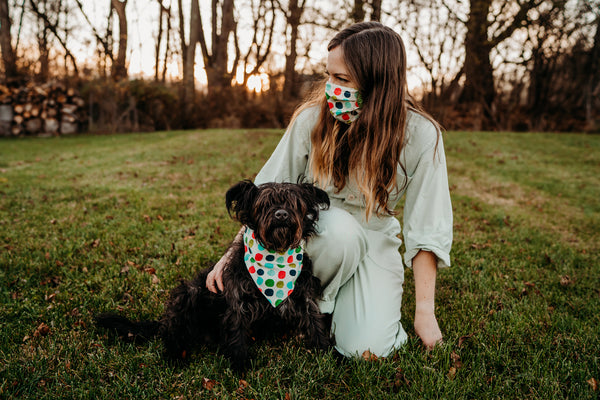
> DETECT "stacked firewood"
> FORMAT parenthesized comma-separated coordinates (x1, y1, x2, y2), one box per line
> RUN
(0, 82, 85, 137)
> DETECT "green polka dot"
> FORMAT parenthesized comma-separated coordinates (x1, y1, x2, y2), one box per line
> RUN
(265, 279, 274, 287)
(276, 281, 284, 288)
(275, 299, 282, 306)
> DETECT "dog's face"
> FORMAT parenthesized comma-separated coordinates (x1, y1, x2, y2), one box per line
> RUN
(226, 180, 330, 252)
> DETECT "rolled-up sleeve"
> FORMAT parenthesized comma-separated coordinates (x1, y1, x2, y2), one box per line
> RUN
(402, 124, 453, 269)
(254, 107, 317, 185)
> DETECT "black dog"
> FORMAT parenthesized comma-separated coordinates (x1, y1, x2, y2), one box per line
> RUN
(96, 180, 331, 370)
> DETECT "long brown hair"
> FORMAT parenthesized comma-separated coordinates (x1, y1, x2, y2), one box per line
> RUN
(300, 22, 440, 218)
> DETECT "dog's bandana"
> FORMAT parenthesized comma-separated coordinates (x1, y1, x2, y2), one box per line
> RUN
(243, 226, 304, 307)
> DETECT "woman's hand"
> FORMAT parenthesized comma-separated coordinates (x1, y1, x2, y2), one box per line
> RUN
(206, 227, 245, 294)
(206, 255, 228, 293)
(414, 307, 443, 349)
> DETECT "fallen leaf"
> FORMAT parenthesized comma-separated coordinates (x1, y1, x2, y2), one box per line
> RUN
(152, 275, 160, 285)
(202, 377, 218, 391)
(458, 333, 475, 348)
(236, 379, 249, 394)
(447, 366, 457, 380)
(362, 350, 378, 361)
(144, 267, 156, 275)
(144, 215, 152, 223)
(33, 323, 50, 337)
(560, 275, 572, 286)
(588, 377, 598, 391)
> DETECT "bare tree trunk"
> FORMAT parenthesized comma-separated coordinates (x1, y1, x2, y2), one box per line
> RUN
(370, 0, 381, 21)
(203, 0, 236, 91)
(111, 0, 128, 80)
(155, 0, 164, 81)
(0, 0, 18, 81)
(282, 0, 304, 98)
(351, 0, 365, 22)
(162, 3, 172, 83)
(585, 15, 600, 129)
(183, 0, 201, 105)
(460, 0, 494, 107)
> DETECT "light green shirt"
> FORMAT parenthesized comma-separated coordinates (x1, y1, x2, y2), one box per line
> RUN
(254, 106, 452, 269)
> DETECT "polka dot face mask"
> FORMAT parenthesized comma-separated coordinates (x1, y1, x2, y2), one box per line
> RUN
(325, 82, 362, 124)
(243, 227, 304, 308)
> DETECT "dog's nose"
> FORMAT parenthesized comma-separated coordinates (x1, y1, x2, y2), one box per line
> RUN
(275, 209, 289, 221)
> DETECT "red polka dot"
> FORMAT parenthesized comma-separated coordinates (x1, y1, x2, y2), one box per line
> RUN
(244, 245, 248, 252)
(328, 102, 334, 109)
(251, 232, 255, 239)
(249, 266, 256, 273)
(255, 253, 263, 261)
(334, 87, 342, 95)
(342, 114, 350, 120)
(287, 256, 293, 263)
(278, 271, 286, 279)
(288, 289, 294, 296)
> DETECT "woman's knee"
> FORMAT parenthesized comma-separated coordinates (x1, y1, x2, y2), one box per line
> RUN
(308, 207, 368, 263)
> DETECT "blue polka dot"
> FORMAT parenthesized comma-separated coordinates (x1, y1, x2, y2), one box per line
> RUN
(296, 254, 303, 261)
(266, 255, 275, 261)
(264, 289, 274, 296)
(336, 102, 343, 109)
(290, 269, 297, 276)
(344, 91, 351, 98)
(257, 268, 264, 276)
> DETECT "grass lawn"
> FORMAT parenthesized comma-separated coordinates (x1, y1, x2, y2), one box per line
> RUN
(1, 128, 599, 399)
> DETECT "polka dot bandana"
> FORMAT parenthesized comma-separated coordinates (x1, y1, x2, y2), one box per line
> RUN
(325, 82, 362, 124)
(243, 226, 304, 308)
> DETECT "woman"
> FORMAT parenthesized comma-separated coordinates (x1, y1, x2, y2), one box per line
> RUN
(207, 22, 452, 357)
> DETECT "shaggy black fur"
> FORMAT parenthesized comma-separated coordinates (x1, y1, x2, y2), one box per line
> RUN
(96, 180, 332, 371)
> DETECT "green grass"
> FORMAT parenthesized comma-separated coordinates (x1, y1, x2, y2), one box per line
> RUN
(1, 129, 599, 399)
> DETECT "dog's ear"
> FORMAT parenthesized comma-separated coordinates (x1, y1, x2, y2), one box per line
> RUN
(301, 183, 330, 209)
(226, 180, 259, 223)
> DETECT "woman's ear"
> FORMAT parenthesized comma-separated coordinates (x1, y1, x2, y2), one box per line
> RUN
(225, 180, 259, 223)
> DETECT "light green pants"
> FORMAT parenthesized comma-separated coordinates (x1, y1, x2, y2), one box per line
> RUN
(306, 207, 408, 358)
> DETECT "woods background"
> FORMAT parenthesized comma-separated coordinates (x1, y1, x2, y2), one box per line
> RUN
(0, 0, 598, 136)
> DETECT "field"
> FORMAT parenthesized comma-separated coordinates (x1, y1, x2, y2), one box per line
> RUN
(1, 128, 599, 399)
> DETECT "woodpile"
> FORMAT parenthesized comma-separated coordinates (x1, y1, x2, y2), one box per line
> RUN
(0, 82, 85, 137)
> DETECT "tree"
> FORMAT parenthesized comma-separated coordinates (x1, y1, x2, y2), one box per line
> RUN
(281, 0, 306, 98)
(0, 0, 18, 81)
(459, 0, 544, 116)
(154, 0, 172, 82)
(110, 0, 128, 80)
(178, 0, 200, 109)
(199, 0, 238, 90)
(29, 0, 79, 77)
(238, 0, 277, 87)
